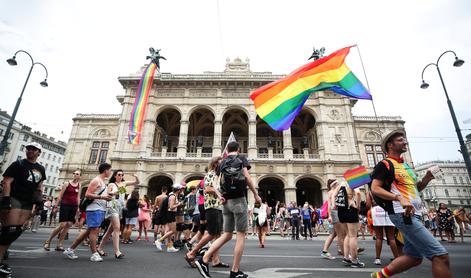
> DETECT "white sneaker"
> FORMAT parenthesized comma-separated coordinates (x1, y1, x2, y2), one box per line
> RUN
(167, 246, 179, 253)
(374, 258, 382, 265)
(155, 240, 163, 251)
(90, 252, 103, 262)
(63, 248, 78, 260)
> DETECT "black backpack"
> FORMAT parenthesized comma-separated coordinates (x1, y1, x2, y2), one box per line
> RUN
(371, 159, 396, 214)
(219, 155, 246, 197)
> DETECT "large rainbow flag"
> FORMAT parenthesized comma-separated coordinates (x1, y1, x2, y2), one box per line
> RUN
(250, 46, 372, 131)
(128, 62, 158, 144)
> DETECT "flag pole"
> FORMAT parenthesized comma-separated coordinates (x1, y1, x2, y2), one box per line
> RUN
(354, 44, 383, 139)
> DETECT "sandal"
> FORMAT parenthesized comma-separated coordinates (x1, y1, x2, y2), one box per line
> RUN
(115, 253, 125, 259)
(43, 242, 50, 251)
(97, 249, 108, 256)
(213, 262, 230, 268)
(184, 254, 196, 268)
(55, 246, 65, 252)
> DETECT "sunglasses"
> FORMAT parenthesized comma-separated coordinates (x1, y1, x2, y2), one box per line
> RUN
(73, 173, 80, 176)
(117, 173, 124, 176)
(26, 147, 39, 151)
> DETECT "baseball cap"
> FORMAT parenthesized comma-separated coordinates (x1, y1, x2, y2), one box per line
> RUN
(381, 129, 406, 154)
(25, 142, 43, 152)
(172, 183, 184, 190)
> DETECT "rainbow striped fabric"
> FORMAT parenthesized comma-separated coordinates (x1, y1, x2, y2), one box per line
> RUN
(128, 62, 157, 144)
(343, 166, 371, 189)
(250, 46, 372, 131)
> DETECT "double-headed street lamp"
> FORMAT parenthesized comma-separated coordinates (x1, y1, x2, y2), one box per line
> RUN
(0, 50, 49, 157)
(420, 50, 471, 180)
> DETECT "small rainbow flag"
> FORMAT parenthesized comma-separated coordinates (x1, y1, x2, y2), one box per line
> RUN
(128, 62, 158, 144)
(343, 166, 371, 189)
(250, 46, 372, 131)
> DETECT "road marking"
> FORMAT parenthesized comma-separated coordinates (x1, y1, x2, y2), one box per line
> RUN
(215, 267, 378, 278)
(220, 253, 318, 258)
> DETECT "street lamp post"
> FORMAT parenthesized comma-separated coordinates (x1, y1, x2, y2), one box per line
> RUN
(0, 50, 48, 157)
(421, 50, 471, 180)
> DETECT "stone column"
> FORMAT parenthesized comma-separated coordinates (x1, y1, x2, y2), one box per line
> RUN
(212, 120, 222, 157)
(248, 119, 257, 159)
(177, 120, 189, 158)
(283, 128, 293, 159)
(284, 188, 297, 203)
(268, 147, 274, 159)
(303, 148, 309, 159)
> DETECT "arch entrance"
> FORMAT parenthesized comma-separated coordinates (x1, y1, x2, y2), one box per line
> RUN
(148, 175, 173, 201)
(295, 177, 322, 207)
(258, 177, 285, 208)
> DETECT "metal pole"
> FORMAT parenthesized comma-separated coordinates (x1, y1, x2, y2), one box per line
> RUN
(436, 66, 471, 180)
(354, 45, 383, 139)
(0, 64, 34, 156)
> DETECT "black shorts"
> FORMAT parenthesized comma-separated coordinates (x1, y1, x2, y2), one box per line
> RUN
(59, 205, 77, 223)
(205, 208, 223, 236)
(198, 204, 206, 221)
(338, 207, 359, 223)
(166, 211, 177, 223)
(176, 223, 185, 232)
(153, 212, 162, 226)
(9, 196, 33, 210)
(255, 215, 268, 228)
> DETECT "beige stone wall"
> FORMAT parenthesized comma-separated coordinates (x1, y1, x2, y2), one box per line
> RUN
(60, 60, 409, 206)
(59, 114, 119, 188)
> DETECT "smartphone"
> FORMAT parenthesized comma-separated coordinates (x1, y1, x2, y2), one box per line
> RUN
(403, 214, 412, 225)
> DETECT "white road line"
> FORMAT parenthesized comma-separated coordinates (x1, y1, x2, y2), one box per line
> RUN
(220, 253, 318, 258)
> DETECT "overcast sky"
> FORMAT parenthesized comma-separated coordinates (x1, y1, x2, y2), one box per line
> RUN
(1, 0, 470, 164)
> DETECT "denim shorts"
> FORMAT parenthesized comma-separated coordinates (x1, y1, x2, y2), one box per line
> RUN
(223, 197, 248, 233)
(389, 213, 448, 260)
(86, 210, 105, 228)
(125, 217, 138, 226)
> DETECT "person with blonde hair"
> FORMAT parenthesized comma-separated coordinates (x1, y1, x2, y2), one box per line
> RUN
(44, 170, 82, 252)
(333, 181, 364, 268)
(137, 195, 151, 241)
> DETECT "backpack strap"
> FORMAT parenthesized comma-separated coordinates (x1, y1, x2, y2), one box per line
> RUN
(381, 158, 396, 189)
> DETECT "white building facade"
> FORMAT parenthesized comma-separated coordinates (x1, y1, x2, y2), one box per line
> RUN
(416, 161, 471, 210)
(0, 110, 67, 196)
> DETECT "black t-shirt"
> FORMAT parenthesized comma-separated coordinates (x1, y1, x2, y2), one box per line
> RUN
(3, 159, 46, 202)
(216, 154, 251, 199)
(370, 161, 395, 214)
(371, 162, 389, 183)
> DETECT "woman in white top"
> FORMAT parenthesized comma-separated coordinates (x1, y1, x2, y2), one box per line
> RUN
(97, 170, 139, 259)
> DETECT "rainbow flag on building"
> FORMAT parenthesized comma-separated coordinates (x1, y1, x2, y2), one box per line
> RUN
(250, 46, 372, 131)
(343, 166, 371, 189)
(128, 62, 158, 144)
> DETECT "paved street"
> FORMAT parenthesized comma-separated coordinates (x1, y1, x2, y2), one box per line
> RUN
(6, 228, 471, 278)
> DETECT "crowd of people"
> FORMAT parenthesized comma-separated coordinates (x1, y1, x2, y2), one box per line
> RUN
(0, 131, 464, 277)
